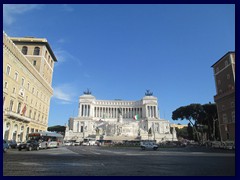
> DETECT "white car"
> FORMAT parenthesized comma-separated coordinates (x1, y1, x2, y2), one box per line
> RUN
(64, 141, 72, 146)
(211, 141, 224, 148)
(140, 141, 158, 150)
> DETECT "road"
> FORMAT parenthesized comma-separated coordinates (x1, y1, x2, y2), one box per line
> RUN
(3, 146, 235, 176)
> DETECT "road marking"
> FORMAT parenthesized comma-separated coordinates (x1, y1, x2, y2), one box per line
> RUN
(19, 162, 42, 166)
(90, 151, 101, 155)
(191, 152, 205, 154)
(63, 163, 92, 167)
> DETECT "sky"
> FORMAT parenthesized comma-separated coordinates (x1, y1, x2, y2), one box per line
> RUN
(3, 4, 235, 127)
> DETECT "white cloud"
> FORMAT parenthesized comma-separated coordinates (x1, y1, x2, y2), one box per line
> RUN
(3, 4, 41, 26)
(53, 84, 77, 104)
(54, 49, 82, 66)
(57, 38, 66, 44)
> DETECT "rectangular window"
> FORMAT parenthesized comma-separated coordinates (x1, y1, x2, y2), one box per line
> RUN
(9, 100, 14, 111)
(223, 114, 227, 123)
(27, 82, 30, 90)
(12, 87, 16, 93)
(34, 112, 36, 120)
(33, 60, 37, 66)
(21, 78, 25, 86)
(222, 105, 225, 111)
(29, 110, 32, 118)
(14, 72, 18, 81)
(4, 81, 8, 89)
(6, 65, 11, 75)
(17, 102, 22, 114)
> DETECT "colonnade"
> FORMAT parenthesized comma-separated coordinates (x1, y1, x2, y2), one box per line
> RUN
(93, 107, 143, 119)
(79, 104, 158, 119)
(80, 104, 90, 117)
(147, 106, 157, 118)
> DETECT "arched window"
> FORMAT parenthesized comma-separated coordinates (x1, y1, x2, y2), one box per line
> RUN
(4, 123, 11, 140)
(12, 124, 18, 141)
(22, 46, 28, 55)
(33, 47, 40, 55)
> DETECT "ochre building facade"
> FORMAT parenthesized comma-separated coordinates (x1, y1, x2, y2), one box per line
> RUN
(3, 32, 57, 142)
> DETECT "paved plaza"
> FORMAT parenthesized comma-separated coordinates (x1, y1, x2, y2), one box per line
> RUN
(3, 146, 235, 176)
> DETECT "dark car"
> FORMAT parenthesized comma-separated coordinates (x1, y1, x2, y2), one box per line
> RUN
(8, 140, 17, 149)
(18, 140, 40, 151)
(3, 140, 9, 153)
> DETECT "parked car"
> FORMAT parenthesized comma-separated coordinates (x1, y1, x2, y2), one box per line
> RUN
(73, 141, 81, 146)
(140, 140, 158, 150)
(211, 141, 224, 149)
(64, 141, 72, 146)
(17, 141, 23, 147)
(3, 140, 9, 153)
(8, 140, 17, 149)
(18, 140, 40, 151)
(222, 141, 235, 150)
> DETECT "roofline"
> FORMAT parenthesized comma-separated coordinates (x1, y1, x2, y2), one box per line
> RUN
(211, 51, 235, 67)
(9, 37, 57, 62)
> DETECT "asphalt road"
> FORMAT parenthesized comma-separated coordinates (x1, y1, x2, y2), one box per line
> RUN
(3, 145, 235, 176)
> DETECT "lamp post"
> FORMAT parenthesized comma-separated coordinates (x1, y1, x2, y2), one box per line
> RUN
(213, 118, 217, 141)
(197, 124, 204, 145)
(153, 122, 156, 142)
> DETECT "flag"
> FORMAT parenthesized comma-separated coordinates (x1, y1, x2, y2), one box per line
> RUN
(133, 114, 139, 120)
(21, 104, 26, 115)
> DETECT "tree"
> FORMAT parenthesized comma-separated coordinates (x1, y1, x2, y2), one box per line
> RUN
(172, 103, 219, 143)
(175, 127, 189, 139)
(187, 123, 194, 140)
(202, 103, 218, 141)
(47, 125, 66, 136)
(172, 104, 205, 143)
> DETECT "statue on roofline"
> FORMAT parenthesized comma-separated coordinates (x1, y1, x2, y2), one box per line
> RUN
(145, 89, 153, 96)
(84, 88, 92, 95)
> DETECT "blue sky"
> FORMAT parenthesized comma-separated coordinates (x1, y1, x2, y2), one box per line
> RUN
(3, 4, 235, 126)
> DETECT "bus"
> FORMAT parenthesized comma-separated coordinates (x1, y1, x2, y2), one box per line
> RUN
(27, 131, 64, 149)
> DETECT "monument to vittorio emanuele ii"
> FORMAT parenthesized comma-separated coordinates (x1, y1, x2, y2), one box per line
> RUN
(64, 90, 177, 143)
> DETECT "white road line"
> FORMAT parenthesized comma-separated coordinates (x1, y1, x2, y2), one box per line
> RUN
(90, 151, 101, 155)
(19, 162, 42, 166)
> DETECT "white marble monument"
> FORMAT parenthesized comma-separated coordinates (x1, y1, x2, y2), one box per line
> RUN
(64, 90, 177, 143)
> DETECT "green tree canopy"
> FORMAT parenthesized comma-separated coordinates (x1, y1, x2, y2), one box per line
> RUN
(172, 103, 219, 142)
(47, 125, 66, 136)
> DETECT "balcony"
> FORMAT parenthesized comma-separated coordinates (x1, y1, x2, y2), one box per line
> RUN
(4, 110, 31, 123)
